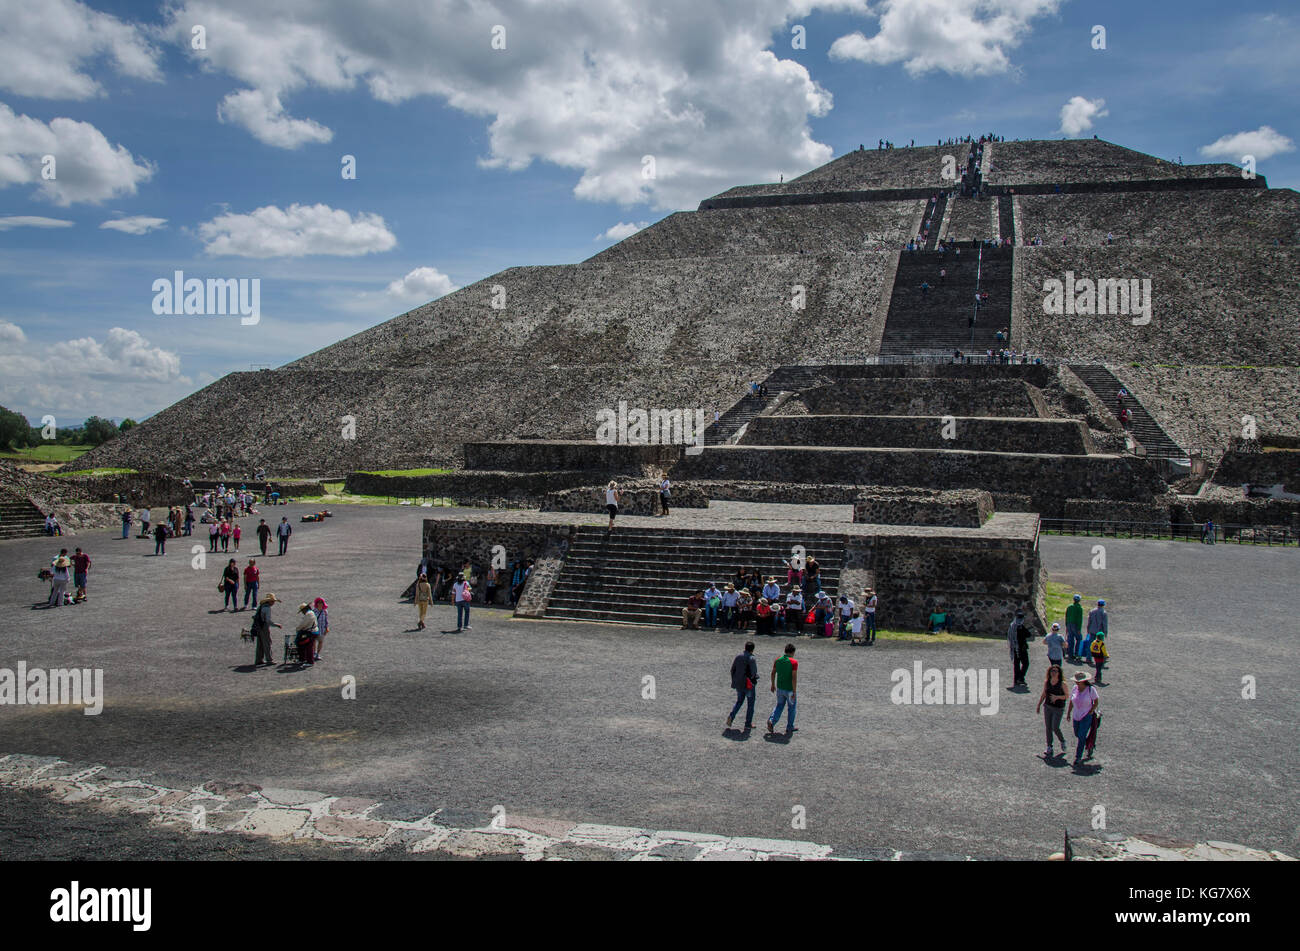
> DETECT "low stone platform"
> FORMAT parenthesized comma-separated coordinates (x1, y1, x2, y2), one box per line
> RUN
(743, 414, 1092, 455)
(422, 504, 1045, 635)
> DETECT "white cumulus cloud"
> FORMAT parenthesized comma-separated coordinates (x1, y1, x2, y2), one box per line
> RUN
(830, 0, 1062, 77)
(1199, 125, 1295, 162)
(100, 215, 167, 234)
(0, 0, 161, 100)
(597, 221, 649, 241)
(386, 266, 458, 301)
(0, 103, 155, 205)
(0, 320, 26, 343)
(1058, 96, 1108, 137)
(0, 216, 74, 230)
(158, 0, 847, 209)
(198, 203, 397, 257)
(47, 327, 183, 382)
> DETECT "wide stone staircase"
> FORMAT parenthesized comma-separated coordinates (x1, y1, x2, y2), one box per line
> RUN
(997, 195, 1015, 243)
(543, 526, 844, 626)
(1069, 365, 1185, 458)
(922, 192, 949, 249)
(0, 498, 47, 540)
(878, 245, 1012, 354)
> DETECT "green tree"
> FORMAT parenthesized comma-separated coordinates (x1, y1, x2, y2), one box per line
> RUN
(0, 405, 31, 449)
(118, 418, 138, 432)
(82, 416, 120, 447)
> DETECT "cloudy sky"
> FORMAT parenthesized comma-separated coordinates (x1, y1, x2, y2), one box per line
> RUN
(1, 0, 1295, 423)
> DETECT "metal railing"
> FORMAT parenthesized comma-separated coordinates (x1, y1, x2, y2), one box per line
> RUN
(1040, 519, 1299, 546)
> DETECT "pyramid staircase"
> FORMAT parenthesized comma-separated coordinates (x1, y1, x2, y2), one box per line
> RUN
(704, 366, 828, 445)
(877, 245, 1012, 354)
(1068, 365, 1185, 459)
(0, 498, 47, 540)
(543, 526, 844, 626)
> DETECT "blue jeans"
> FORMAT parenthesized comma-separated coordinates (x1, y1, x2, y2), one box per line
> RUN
(224, 585, 238, 609)
(244, 582, 259, 608)
(769, 689, 796, 731)
(1066, 623, 1081, 658)
(456, 601, 470, 629)
(1073, 713, 1093, 761)
(729, 687, 755, 727)
(864, 613, 876, 640)
(1081, 634, 1093, 659)
(705, 604, 718, 628)
(122, 523, 129, 538)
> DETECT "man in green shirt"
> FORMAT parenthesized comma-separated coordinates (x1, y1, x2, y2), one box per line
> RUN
(1065, 594, 1084, 662)
(767, 643, 799, 735)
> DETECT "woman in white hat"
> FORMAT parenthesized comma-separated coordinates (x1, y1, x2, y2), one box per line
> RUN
(1066, 671, 1100, 766)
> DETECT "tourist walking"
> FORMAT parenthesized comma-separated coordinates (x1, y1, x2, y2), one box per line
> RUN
(659, 477, 671, 517)
(153, 522, 168, 555)
(312, 597, 328, 661)
(415, 572, 433, 629)
(208, 520, 219, 551)
(232, 522, 242, 552)
(242, 559, 260, 610)
(1066, 672, 1100, 766)
(140, 507, 151, 537)
(295, 603, 318, 666)
(183, 505, 194, 536)
(1036, 665, 1068, 757)
(120, 509, 132, 539)
(605, 481, 620, 531)
(256, 518, 271, 556)
(1090, 632, 1109, 685)
(251, 593, 282, 666)
(1065, 593, 1084, 661)
(1083, 599, 1108, 658)
(1201, 519, 1216, 544)
(276, 516, 292, 555)
(71, 547, 91, 603)
(219, 519, 231, 552)
(727, 641, 758, 731)
(1007, 610, 1030, 686)
(766, 643, 798, 736)
(221, 558, 239, 610)
(453, 575, 473, 631)
(1044, 622, 1066, 668)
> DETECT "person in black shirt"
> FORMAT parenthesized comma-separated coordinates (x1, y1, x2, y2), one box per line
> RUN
(1036, 665, 1068, 757)
(222, 559, 239, 611)
(255, 518, 271, 556)
(727, 642, 759, 731)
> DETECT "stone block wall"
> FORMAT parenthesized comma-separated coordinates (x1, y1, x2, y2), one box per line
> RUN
(674, 446, 1164, 517)
(1212, 448, 1300, 494)
(853, 487, 993, 527)
(798, 380, 1043, 418)
(55, 472, 192, 508)
(464, 441, 684, 475)
(844, 530, 1047, 636)
(346, 469, 597, 506)
(541, 481, 708, 515)
(1061, 498, 1173, 526)
(744, 414, 1091, 454)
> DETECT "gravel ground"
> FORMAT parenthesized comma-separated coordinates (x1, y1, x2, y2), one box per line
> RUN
(0, 503, 1296, 859)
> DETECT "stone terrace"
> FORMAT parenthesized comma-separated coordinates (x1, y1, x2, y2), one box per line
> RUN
(711, 144, 957, 198)
(942, 195, 998, 242)
(1017, 190, 1300, 246)
(1014, 246, 1300, 365)
(984, 139, 1241, 186)
(587, 201, 923, 263)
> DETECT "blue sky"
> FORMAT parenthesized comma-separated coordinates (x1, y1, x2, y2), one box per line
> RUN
(0, 0, 1295, 424)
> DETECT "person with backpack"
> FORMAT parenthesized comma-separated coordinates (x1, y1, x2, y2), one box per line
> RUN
(1090, 632, 1109, 685)
(1036, 665, 1068, 758)
(767, 644, 799, 736)
(1066, 671, 1100, 766)
(452, 575, 473, 631)
(726, 641, 759, 731)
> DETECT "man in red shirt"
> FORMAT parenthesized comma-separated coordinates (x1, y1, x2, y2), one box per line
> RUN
(242, 559, 260, 610)
(71, 548, 92, 602)
(682, 592, 704, 630)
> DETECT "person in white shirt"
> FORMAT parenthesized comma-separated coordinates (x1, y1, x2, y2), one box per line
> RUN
(785, 590, 804, 634)
(295, 603, 318, 666)
(140, 508, 151, 537)
(605, 481, 620, 532)
(453, 578, 473, 631)
(836, 596, 855, 639)
(659, 478, 671, 517)
(761, 577, 781, 602)
(849, 612, 864, 643)
(861, 589, 878, 644)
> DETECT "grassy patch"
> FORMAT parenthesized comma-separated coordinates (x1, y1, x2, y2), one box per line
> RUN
(0, 444, 94, 463)
(1044, 580, 1083, 620)
(52, 467, 139, 477)
(356, 468, 454, 477)
(294, 482, 458, 507)
(871, 628, 986, 644)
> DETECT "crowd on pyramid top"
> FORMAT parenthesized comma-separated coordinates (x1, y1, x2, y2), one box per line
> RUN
(863, 133, 1007, 150)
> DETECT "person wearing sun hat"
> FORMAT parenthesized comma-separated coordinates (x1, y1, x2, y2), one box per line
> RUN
(1066, 670, 1100, 766)
(251, 593, 282, 667)
(48, 550, 73, 607)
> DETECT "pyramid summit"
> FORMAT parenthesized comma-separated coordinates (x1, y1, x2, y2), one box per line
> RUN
(68, 136, 1298, 477)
